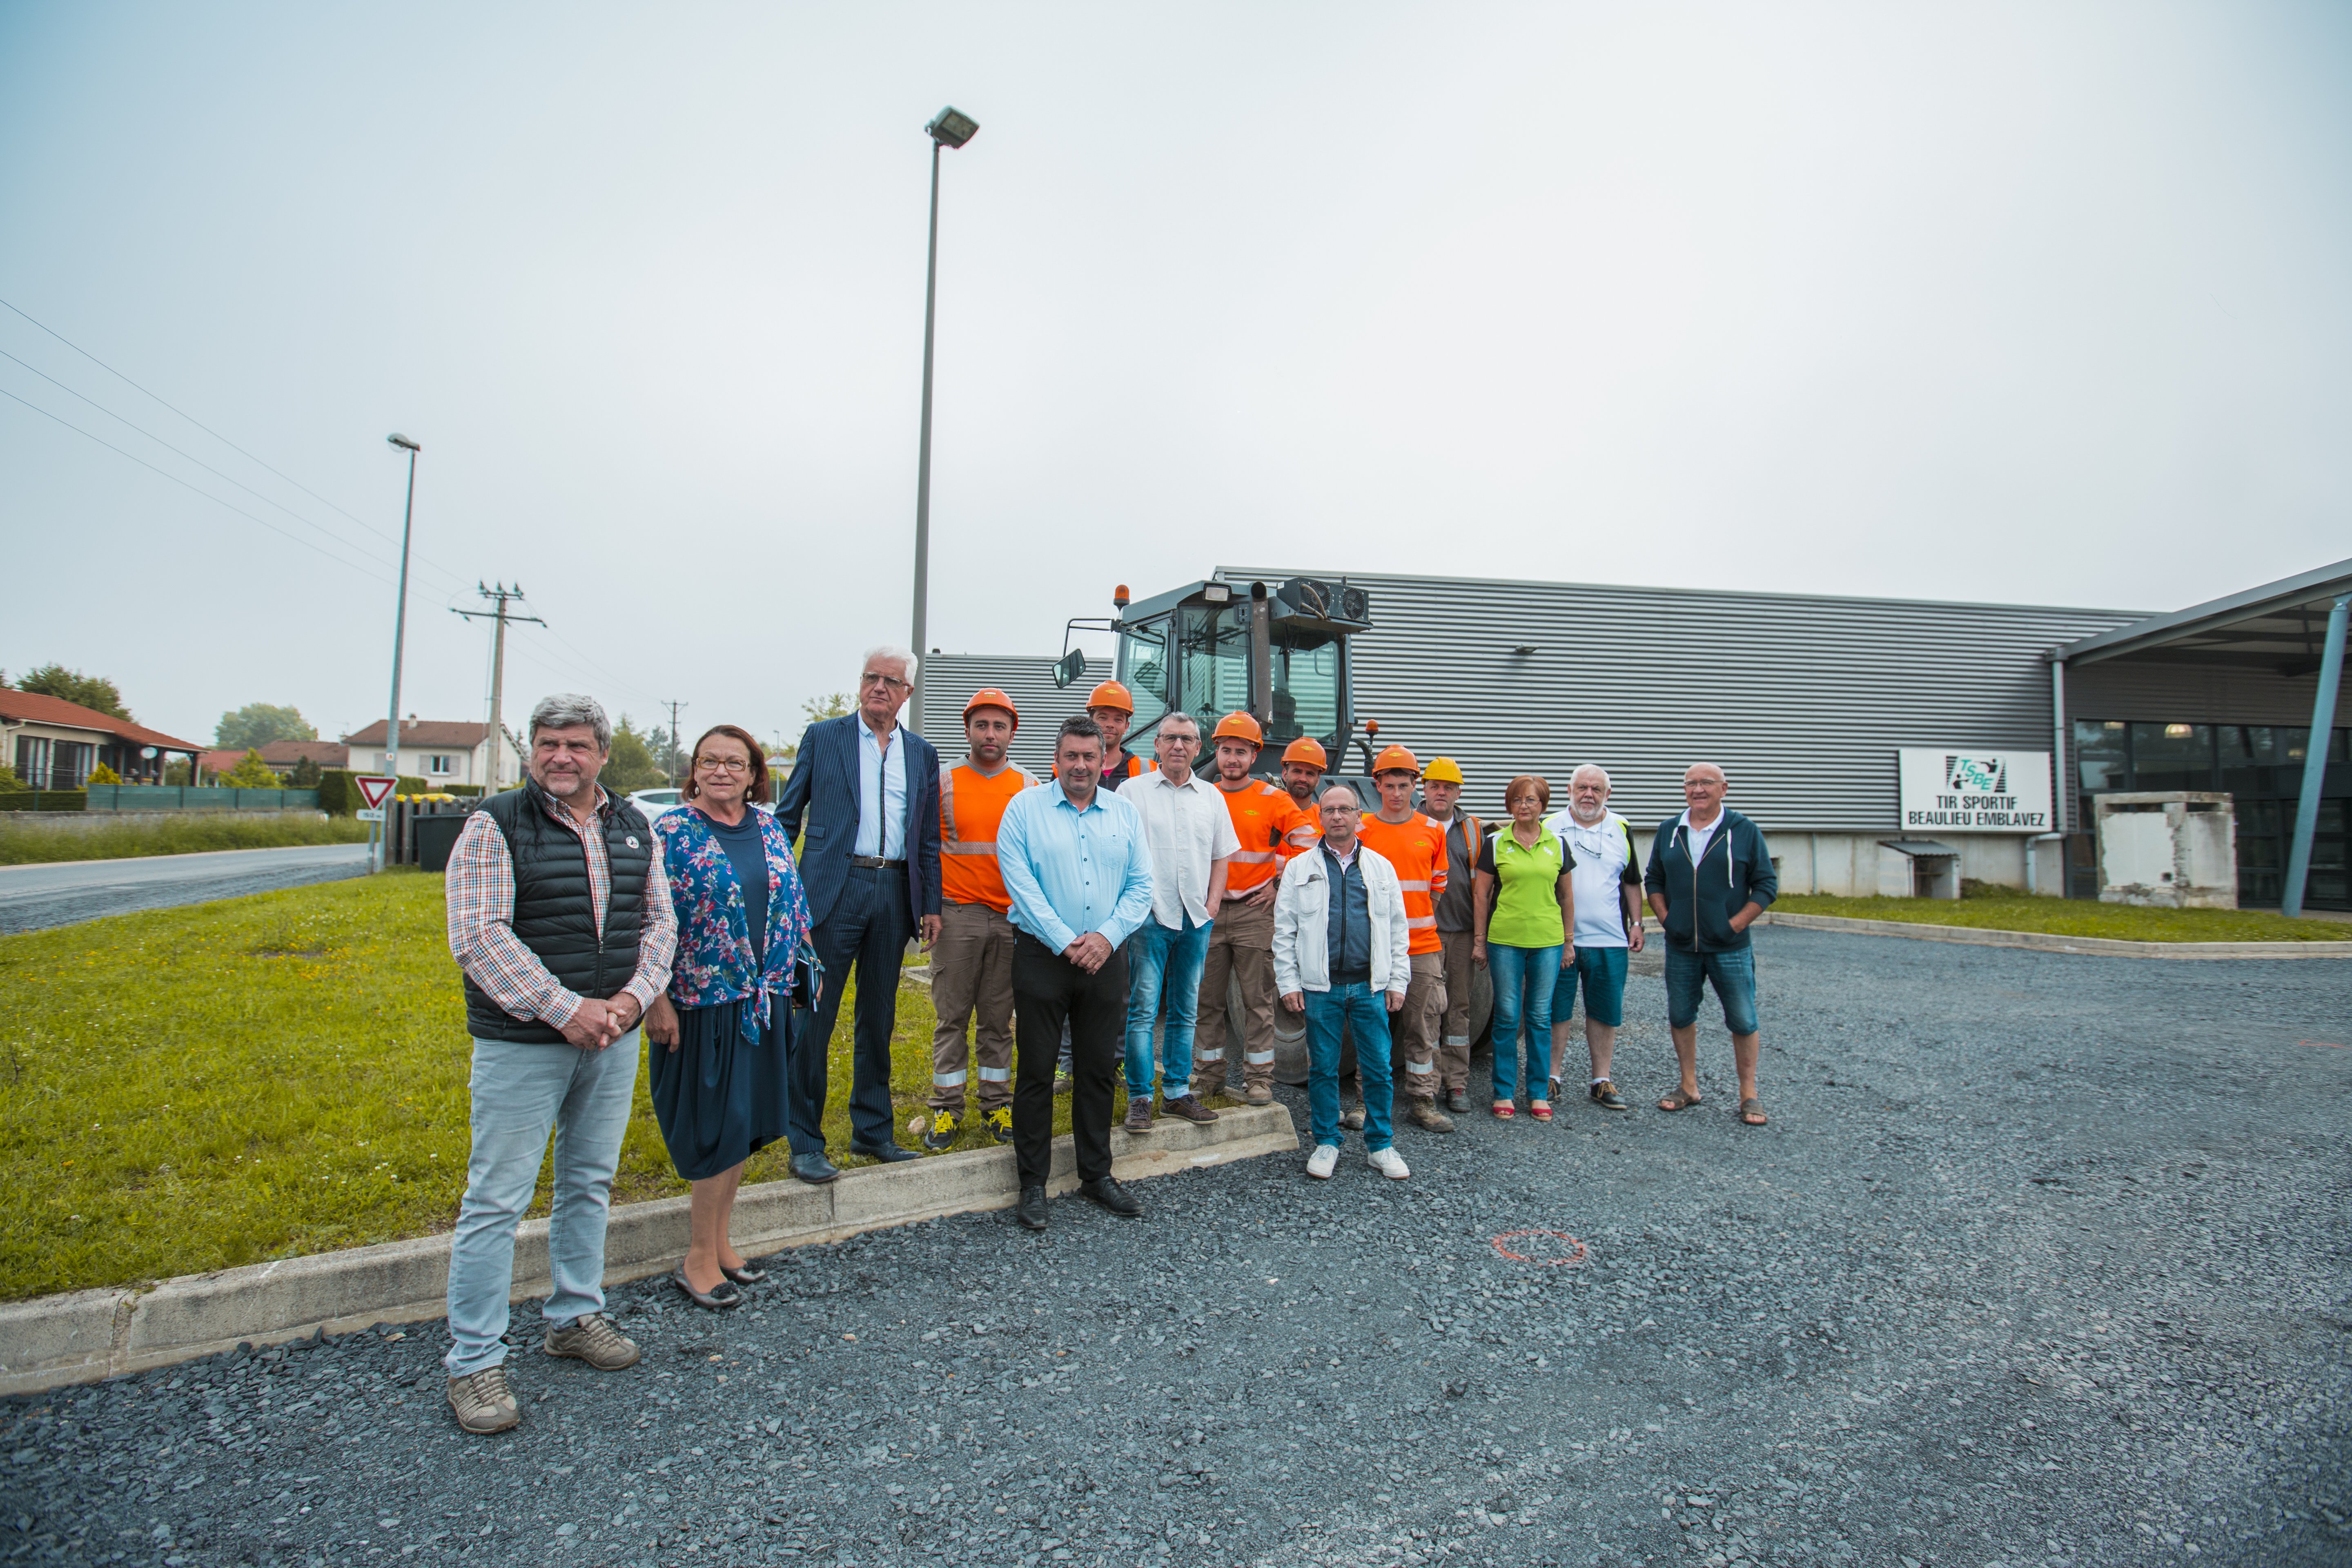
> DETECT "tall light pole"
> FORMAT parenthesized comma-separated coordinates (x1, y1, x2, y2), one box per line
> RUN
(381, 432, 421, 872)
(908, 104, 979, 737)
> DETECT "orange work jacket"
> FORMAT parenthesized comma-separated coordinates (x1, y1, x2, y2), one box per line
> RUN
(1213, 777, 1312, 897)
(1356, 810, 1449, 956)
(938, 762, 1036, 912)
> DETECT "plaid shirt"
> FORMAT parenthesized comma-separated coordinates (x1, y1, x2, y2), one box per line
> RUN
(445, 786, 677, 1028)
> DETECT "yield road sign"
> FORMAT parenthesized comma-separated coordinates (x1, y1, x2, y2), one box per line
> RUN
(356, 775, 399, 810)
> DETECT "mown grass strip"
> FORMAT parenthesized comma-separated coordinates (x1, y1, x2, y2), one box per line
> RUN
(0, 871, 1085, 1301)
(0, 814, 372, 865)
(1773, 890, 2345, 942)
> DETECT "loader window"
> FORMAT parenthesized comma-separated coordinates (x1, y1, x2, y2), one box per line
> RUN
(1177, 604, 1251, 719)
(1118, 617, 1172, 737)
(1269, 630, 1341, 750)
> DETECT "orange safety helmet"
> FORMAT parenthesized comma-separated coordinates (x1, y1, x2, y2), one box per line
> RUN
(1371, 743, 1421, 777)
(962, 688, 1019, 726)
(1281, 736, 1327, 770)
(1211, 711, 1264, 747)
(1086, 680, 1134, 715)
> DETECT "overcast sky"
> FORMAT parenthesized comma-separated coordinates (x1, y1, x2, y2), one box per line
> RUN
(3, 2, 2348, 751)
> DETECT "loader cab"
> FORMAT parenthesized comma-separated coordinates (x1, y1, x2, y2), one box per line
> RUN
(1105, 576, 1372, 781)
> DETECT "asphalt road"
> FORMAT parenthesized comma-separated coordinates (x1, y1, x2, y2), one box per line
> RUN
(4, 929, 2348, 1568)
(0, 843, 373, 934)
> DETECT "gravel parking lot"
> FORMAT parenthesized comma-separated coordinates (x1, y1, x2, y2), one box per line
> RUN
(5, 928, 2348, 1567)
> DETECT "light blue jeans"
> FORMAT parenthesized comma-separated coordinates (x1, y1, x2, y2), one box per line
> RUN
(444, 1032, 641, 1376)
(1488, 943, 1561, 1102)
(1124, 913, 1212, 1099)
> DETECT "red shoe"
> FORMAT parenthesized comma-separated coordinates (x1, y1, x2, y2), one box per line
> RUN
(1491, 1101, 1515, 1120)
(1529, 1100, 1552, 1122)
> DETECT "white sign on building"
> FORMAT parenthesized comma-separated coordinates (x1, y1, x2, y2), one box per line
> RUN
(1897, 749, 2054, 833)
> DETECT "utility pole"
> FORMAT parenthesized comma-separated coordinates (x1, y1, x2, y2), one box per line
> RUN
(452, 582, 542, 791)
(379, 433, 421, 874)
(662, 700, 689, 785)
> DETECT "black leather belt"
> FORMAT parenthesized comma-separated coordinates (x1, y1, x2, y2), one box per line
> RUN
(848, 855, 906, 869)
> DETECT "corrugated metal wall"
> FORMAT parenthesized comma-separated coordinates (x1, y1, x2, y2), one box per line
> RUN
(918, 655, 1111, 779)
(2065, 656, 2347, 726)
(1222, 568, 2138, 831)
(922, 574, 2141, 833)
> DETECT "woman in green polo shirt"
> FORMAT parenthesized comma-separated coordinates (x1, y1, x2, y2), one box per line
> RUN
(1472, 775, 1575, 1121)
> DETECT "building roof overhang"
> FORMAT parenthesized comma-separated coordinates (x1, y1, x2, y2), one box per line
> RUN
(2050, 557, 2352, 673)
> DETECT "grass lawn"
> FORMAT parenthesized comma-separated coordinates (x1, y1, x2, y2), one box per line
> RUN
(1772, 888, 2347, 942)
(0, 871, 1107, 1302)
(0, 813, 372, 865)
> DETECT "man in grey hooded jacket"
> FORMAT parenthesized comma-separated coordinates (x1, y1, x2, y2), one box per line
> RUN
(1644, 762, 1777, 1126)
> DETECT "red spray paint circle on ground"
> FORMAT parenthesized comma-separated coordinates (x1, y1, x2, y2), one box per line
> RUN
(1491, 1229, 1588, 1266)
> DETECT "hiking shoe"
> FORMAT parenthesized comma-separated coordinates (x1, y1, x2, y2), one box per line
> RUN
(984, 1106, 1014, 1144)
(1405, 1100, 1455, 1134)
(543, 1313, 639, 1371)
(1445, 1089, 1472, 1115)
(1161, 1094, 1218, 1125)
(1305, 1144, 1339, 1180)
(1339, 1101, 1366, 1131)
(1588, 1080, 1629, 1111)
(1123, 1097, 1155, 1134)
(447, 1365, 520, 1434)
(921, 1109, 962, 1152)
(1367, 1147, 1410, 1180)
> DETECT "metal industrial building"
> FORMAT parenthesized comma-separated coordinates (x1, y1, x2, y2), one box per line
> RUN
(919, 557, 2350, 911)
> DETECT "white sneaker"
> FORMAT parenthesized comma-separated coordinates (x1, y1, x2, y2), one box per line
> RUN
(1367, 1146, 1410, 1180)
(1305, 1144, 1339, 1180)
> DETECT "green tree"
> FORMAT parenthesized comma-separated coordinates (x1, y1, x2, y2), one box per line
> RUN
(221, 750, 285, 788)
(12, 663, 131, 720)
(286, 755, 323, 788)
(0, 761, 21, 790)
(600, 715, 666, 793)
(776, 692, 853, 762)
(216, 702, 317, 749)
(87, 762, 123, 785)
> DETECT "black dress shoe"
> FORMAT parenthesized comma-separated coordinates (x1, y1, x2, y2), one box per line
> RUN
(720, 1261, 767, 1285)
(1077, 1176, 1143, 1218)
(790, 1152, 839, 1185)
(1015, 1185, 1049, 1230)
(672, 1268, 742, 1311)
(852, 1140, 920, 1164)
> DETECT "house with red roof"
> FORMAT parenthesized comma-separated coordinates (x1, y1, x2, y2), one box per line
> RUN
(0, 692, 206, 788)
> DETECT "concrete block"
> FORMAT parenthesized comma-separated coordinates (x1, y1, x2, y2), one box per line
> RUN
(830, 1145, 1017, 1228)
(127, 1233, 453, 1363)
(727, 1178, 838, 1252)
(0, 1289, 135, 1396)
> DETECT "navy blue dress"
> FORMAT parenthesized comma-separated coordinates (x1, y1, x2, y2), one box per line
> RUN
(649, 808, 790, 1181)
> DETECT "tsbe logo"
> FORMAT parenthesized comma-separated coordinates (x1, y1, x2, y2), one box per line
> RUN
(1943, 755, 2007, 793)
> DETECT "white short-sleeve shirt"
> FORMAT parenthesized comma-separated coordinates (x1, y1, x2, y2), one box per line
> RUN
(1127, 769, 1241, 929)
(1548, 808, 1639, 949)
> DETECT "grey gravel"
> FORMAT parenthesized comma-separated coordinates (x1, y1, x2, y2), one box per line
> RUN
(4, 927, 2347, 1566)
(0, 844, 370, 933)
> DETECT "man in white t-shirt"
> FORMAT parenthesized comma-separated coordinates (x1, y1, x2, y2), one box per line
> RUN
(1545, 764, 1646, 1111)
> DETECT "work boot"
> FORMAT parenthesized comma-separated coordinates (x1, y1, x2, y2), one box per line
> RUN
(1405, 1099, 1455, 1134)
(1161, 1094, 1218, 1125)
(1123, 1097, 1155, 1134)
(543, 1313, 639, 1371)
(446, 1365, 520, 1434)
(984, 1106, 1015, 1144)
(1445, 1089, 1472, 1115)
(921, 1109, 961, 1152)
(1245, 1085, 1274, 1107)
(1340, 1100, 1366, 1131)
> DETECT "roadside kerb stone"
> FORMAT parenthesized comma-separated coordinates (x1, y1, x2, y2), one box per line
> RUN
(0, 1103, 1295, 1396)
(1760, 909, 2352, 958)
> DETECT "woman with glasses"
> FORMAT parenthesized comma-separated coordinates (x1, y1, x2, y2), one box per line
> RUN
(645, 724, 817, 1309)
(1471, 774, 1575, 1122)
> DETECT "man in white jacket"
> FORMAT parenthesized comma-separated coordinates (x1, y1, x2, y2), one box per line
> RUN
(1274, 786, 1413, 1181)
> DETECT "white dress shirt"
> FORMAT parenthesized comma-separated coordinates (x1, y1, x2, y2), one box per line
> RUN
(856, 720, 908, 859)
(1126, 768, 1240, 929)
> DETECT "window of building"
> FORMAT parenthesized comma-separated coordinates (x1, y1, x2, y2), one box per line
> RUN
(428, 754, 453, 776)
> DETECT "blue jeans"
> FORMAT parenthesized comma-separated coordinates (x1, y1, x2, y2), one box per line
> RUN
(1125, 913, 1212, 1098)
(1304, 982, 1393, 1151)
(1487, 943, 1561, 1101)
(1664, 944, 1760, 1034)
(445, 1032, 641, 1376)
(1561, 945, 1630, 1029)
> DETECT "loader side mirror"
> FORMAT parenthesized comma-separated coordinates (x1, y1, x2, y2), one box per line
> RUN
(1051, 648, 1087, 689)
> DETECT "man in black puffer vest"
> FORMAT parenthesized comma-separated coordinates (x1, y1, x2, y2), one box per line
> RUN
(441, 694, 677, 1436)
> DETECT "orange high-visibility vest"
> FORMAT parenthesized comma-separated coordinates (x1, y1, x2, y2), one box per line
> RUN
(1356, 810, 1449, 956)
(938, 762, 1037, 912)
(1214, 777, 1312, 896)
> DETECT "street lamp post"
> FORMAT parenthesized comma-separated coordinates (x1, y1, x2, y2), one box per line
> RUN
(381, 433, 421, 873)
(908, 105, 979, 737)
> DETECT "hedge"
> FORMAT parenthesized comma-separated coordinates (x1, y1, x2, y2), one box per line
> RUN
(0, 791, 89, 813)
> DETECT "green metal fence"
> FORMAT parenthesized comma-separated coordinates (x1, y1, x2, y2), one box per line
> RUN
(83, 785, 322, 812)
(0, 791, 89, 813)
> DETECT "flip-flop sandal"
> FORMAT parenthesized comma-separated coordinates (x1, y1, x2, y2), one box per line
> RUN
(1738, 1097, 1768, 1126)
(1657, 1087, 1702, 1112)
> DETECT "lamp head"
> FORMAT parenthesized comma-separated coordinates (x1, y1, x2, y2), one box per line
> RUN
(387, 432, 421, 452)
(926, 107, 979, 148)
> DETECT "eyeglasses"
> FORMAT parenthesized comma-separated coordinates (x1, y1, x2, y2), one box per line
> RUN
(694, 755, 752, 774)
(860, 672, 910, 690)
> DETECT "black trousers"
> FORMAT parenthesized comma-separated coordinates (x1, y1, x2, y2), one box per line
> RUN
(1010, 930, 1125, 1188)
(791, 865, 912, 1154)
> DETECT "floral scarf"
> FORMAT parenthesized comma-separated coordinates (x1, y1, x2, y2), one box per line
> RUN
(654, 805, 817, 1043)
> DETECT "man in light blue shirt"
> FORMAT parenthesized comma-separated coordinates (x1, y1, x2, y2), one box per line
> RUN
(995, 715, 1156, 1230)
(854, 718, 906, 859)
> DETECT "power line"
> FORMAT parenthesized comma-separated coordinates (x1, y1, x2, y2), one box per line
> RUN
(520, 619, 670, 709)
(0, 345, 470, 590)
(0, 386, 397, 585)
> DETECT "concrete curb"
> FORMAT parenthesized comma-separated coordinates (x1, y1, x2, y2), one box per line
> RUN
(1760, 911, 2352, 959)
(0, 1105, 1297, 1397)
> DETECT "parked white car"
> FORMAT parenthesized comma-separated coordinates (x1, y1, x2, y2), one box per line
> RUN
(628, 787, 684, 820)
